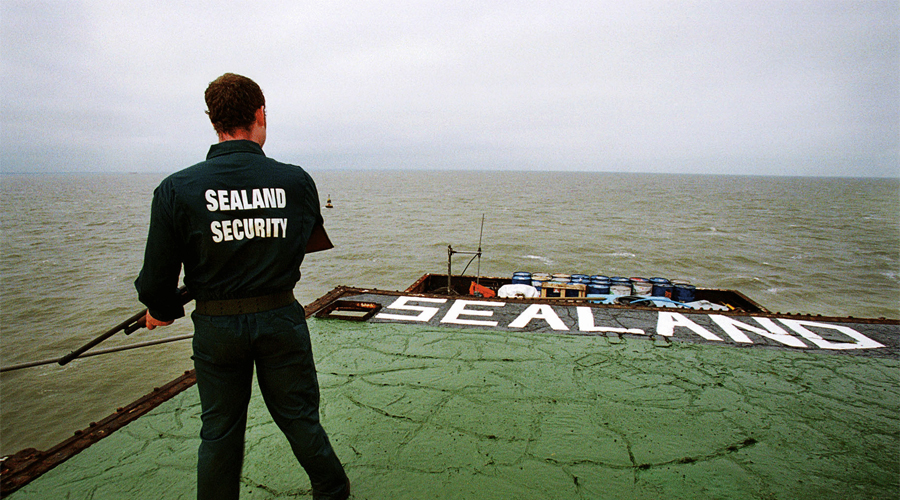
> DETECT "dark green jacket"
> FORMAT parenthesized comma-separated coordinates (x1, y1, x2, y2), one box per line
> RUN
(135, 140, 324, 321)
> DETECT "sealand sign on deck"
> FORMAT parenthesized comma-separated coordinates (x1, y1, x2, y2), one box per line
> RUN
(313, 290, 900, 359)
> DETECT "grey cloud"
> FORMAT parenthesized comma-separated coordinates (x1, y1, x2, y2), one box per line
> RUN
(1, 0, 897, 176)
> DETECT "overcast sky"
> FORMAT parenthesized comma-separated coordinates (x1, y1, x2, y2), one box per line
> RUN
(1, 1, 897, 176)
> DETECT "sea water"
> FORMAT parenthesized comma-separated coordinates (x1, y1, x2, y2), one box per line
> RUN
(1, 171, 898, 455)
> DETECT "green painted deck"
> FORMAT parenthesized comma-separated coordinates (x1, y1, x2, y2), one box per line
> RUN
(9, 318, 900, 499)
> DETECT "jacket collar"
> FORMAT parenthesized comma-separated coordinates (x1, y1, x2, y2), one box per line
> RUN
(206, 140, 265, 160)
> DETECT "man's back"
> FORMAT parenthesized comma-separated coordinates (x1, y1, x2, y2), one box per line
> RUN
(135, 73, 349, 500)
(147, 140, 323, 302)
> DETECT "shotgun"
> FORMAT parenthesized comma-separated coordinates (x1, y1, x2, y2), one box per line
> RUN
(57, 286, 192, 366)
(56, 223, 330, 366)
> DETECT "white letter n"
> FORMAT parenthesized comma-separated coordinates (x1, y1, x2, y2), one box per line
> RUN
(656, 312, 721, 341)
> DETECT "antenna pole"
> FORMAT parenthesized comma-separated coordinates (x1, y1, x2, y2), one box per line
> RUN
(445, 215, 486, 293)
(476, 214, 484, 285)
(447, 244, 453, 293)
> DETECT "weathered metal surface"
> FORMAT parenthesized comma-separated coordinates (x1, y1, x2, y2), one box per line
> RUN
(314, 300, 382, 321)
(308, 286, 900, 360)
(12, 315, 897, 499)
(0, 370, 197, 497)
(0, 292, 332, 495)
(4, 275, 897, 496)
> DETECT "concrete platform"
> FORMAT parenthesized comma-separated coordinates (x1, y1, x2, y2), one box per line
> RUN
(8, 318, 900, 499)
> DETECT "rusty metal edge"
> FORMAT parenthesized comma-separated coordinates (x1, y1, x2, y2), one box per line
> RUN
(4, 283, 896, 496)
(0, 369, 197, 497)
(0, 292, 359, 497)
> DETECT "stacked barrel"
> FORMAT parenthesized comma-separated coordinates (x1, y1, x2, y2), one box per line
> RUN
(511, 272, 696, 302)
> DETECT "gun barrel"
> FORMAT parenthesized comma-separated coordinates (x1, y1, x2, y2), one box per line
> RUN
(57, 287, 191, 366)
(57, 309, 147, 366)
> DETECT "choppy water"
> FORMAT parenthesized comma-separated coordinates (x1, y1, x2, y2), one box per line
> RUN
(1, 171, 898, 455)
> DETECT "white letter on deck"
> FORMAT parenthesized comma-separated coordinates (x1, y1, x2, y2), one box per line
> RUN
(375, 296, 447, 322)
(440, 300, 503, 327)
(777, 319, 885, 350)
(708, 315, 807, 348)
(508, 304, 568, 331)
(656, 312, 722, 341)
(576, 307, 646, 334)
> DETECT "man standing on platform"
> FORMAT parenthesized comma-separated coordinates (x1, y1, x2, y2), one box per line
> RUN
(135, 73, 349, 500)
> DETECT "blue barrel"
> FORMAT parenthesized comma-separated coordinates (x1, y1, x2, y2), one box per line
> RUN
(570, 277, 591, 289)
(511, 272, 532, 285)
(673, 283, 696, 302)
(649, 277, 672, 298)
(587, 282, 610, 294)
(590, 275, 609, 283)
(652, 283, 673, 298)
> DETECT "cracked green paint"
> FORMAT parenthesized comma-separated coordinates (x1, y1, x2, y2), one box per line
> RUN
(11, 319, 899, 499)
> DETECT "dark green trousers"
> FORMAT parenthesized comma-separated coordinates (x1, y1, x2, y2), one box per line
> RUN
(191, 302, 347, 499)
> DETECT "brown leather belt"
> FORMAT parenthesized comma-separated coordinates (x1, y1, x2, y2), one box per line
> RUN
(194, 291, 296, 316)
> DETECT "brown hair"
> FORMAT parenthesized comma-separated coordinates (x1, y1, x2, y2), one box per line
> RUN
(204, 73, 265, 135)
